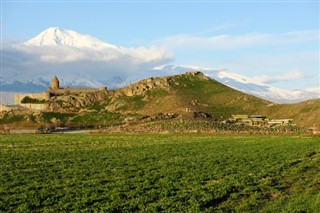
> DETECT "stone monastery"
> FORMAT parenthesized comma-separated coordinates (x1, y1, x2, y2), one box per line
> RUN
(14, 76, 107, 111)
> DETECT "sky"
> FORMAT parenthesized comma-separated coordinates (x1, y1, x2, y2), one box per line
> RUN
(1, 0, 319, 91)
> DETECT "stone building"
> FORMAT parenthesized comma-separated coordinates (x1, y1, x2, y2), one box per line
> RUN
(51, 76, 60, 90)
(14, 75, 108, 111)
(46, 75, 107, 95)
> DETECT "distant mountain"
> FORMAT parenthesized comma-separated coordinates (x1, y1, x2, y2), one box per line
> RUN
(24, 27, 121, 50)
(2, 27, 318, 104)
(209, 70, 319, 104)
(153, 65, 320, 103)
(1, 27, 173, 97)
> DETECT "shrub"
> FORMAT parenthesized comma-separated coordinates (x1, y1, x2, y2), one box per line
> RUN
(21, 96, 46, 104)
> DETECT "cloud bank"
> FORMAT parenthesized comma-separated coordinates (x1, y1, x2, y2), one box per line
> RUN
(2, 28, 318, 94)
(251, 69, 304, 84)
(156, 30, 318, 49)
(1, 41, 174, 88)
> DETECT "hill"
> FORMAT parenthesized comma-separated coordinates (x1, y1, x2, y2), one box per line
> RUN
(104, 71, 319, 129)
(1, 71, 319, 130)
(104, 71, 270, 118)
(259, 99, 320, 128)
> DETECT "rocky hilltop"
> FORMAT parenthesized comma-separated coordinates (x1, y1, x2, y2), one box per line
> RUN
(118, 71, 207, 96)
(28, 72, 207, 112)
(104, 71, 270, 116)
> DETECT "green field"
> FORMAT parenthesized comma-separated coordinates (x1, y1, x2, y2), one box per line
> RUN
(1, 134, 319, 212)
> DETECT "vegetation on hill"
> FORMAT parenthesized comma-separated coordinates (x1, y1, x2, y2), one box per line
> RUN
(259, 99, 320, 128)
(105, 72, 270, 118)
(21, 96, 47, 104)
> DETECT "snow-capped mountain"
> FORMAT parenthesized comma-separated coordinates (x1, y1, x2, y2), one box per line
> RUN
(1, 27, 172, 100)
(211, 70, 319, 103)
(25, 27, 121, 50)
(153, 65, 320, 103)
(1, 27, 318, 105)
(9, 27, 172, 64)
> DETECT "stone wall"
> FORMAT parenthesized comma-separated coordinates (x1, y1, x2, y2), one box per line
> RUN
(20, 103, 49, 111)
(15, 93, 50, 105)
(47, 90, 109, 112)
(47, 87, 107, 95)
(0, 104, 12, 112)
(0, 105, 26, 112)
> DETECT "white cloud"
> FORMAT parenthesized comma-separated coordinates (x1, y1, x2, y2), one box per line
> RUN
(126, 46, 174, 64)
(157, 30, 318, 49)
(13, 43, 174, 65)
(306, 87, 320, 94)
(1, 41, 174, 91)
(2, 28, 318, 93)
(162, 33, 269, 49)
(251, 69, 304, 84)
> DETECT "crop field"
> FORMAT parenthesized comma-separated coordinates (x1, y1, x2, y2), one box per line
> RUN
(0, 134, 319, 212)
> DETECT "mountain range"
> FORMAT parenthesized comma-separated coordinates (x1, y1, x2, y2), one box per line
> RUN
(1, 27, 319, 104)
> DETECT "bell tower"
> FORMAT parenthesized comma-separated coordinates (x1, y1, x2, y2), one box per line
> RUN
(51, 75, 59, 90)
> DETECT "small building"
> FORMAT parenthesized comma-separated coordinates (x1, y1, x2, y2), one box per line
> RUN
(249, 115, 266, 119)
(308, 127, 320, 135)
(242, 118, 266, 126)
(14, 75, 108, 112)
(232, 114, 249, 120)
(268, 119, 293, 126)
(46, 75, 108, 95)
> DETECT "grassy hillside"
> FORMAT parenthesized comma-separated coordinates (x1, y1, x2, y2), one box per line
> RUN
(1, 72, 318, 129)
(106, 72, 270, 119)
(260, 99, 320, 128)
(111, 72, 319, 128)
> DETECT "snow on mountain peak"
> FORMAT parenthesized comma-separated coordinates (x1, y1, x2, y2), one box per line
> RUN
(217, 71, 252, 84)
(24, 27, 120, 49)
(151, 64, 320, 103)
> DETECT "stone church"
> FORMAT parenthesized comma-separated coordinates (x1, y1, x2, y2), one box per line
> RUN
(14, 75, 107, 111)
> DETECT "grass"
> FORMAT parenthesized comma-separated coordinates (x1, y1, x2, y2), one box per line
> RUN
(42, 112, 75, 123)
(0, 111, 123, 129)
(0, 113, 25, 124)
(114, 95, 147, 111)
(71, 112, 124, 128)
(171, 74, 270, 118)
(0, 134, 319, 212)
(104, 73, 270, 118)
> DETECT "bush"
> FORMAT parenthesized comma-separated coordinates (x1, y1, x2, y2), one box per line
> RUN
(21, 96, 46, 104)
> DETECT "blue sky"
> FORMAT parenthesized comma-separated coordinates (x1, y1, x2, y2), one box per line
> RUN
(1, 1, 319, 91)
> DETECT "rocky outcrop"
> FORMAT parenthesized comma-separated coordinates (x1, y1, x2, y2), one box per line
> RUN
(48, 91, 108, 112)
(120, 76, 172, 96)
(193, 111, 213, 119)
(114, 71, 207, 97)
